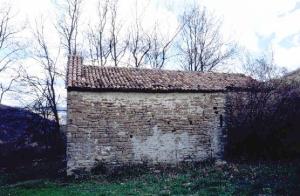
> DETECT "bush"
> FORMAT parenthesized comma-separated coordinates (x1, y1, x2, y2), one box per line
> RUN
(226, 80, 300, 160)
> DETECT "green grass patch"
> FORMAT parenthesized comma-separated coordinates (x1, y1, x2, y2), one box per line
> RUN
(0, 161, 299, 195)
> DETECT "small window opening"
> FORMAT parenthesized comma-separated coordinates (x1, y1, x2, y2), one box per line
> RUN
(130, 135, 133, 138)
(189, 120, 193, 125)
(219, 114, 223, 127)
(213, 107, 218, 110)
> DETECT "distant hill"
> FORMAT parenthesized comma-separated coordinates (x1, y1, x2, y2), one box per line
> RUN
(0, 105, 63, 166)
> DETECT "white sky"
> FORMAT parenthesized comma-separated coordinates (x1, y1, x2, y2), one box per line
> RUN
(1, 0, 300, 107)
(8, 0, 300, 71)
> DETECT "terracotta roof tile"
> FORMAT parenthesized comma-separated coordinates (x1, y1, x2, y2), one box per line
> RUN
(67, 56, 253, 92)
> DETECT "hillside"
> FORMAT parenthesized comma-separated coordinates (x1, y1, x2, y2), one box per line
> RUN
(0, 105, 61, 166)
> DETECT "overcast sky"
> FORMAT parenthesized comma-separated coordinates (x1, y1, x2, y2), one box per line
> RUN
(1, 0, 300, 107)
(9, 0, 300, 70)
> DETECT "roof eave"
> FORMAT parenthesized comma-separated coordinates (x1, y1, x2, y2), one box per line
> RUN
(67, 86, 252, 93)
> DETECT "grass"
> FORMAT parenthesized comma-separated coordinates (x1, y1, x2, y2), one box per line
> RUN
(0, 161, 299, 195)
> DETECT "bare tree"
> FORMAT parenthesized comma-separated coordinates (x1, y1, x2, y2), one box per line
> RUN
(146, 23, 182, 69)
(178, 5, 235, 72)
(86, 0, 110, 66)
(56, 0, 82, 56)
(126, 0, 155, 68)
(0, 72, 19, 104)
(109, 0, 127, 67)
(127, 22, 151, 68)
(0, 5, 24, 104)
(241, 51, 287, 81)
(23, 20, 61, 131)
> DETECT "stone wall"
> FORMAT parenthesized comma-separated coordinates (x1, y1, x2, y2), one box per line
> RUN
(66, 91, 227, 175)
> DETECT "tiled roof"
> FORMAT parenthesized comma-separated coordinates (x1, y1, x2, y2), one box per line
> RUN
(67, 56, 253, 92)
(284, 68, 300, 82)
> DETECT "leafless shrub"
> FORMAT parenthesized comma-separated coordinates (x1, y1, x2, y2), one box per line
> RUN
(226, 53, 300, 160)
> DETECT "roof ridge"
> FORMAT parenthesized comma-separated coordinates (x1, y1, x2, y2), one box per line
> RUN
(81, 64, 248, 77)
(67, 58, 253, 92)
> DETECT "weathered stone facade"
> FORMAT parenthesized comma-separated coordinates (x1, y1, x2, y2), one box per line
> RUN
(65, 55, 253, 175)
(67, 91, 227, 174)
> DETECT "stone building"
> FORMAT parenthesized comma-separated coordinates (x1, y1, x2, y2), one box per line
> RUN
(66, 55, 251, 175)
